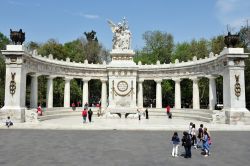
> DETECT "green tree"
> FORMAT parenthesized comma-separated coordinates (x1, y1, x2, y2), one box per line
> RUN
(26, 41, 40, 51)
(210, 35, 225, 54)
(38, 39, 67, 60)
(142, 31, 174, 63)
(0, 32, 10, 106)
(64, 38, 86, 63)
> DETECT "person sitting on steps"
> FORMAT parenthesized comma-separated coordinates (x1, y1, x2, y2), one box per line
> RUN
(6, 116, 13, 128)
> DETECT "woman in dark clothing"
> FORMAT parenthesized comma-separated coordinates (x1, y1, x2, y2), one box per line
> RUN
(145, 109, 149, 119)
(182, 131, 192, 158)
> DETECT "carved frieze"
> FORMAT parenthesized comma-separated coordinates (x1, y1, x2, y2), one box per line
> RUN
(234, 75, 241, 98)
(9, 72, 16, 96)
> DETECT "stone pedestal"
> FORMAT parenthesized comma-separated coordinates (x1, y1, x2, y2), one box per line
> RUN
(0, 45, 27, 122)
(107, 49, 138, 116)
(220, 48, 249, 124)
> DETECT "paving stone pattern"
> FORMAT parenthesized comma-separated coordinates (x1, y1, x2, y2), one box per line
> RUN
(0, 130, 249, 166)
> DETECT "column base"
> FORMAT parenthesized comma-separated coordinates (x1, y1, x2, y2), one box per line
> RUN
(224, 108, 250, 125)
(0, 106, 26, 122)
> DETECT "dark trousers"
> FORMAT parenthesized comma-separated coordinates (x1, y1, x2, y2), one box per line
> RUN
(6, 122, 13, 128)
(88, 115, 92, 122)
(184, 146, 192, 158)
(139, 115, 141, 120)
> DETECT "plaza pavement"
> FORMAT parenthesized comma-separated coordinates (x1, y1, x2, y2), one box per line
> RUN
(0, 130, 250, 166)
(1, 116, 250, 131)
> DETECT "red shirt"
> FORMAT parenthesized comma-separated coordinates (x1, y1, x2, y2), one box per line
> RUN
(82, 110, 87, 117)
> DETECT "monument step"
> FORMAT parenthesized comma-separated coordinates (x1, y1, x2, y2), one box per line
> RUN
(37, 108, 213, 122)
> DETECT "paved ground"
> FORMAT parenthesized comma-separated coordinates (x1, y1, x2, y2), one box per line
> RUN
(0, 130, 249, 166)
(1, 116, 250, 131)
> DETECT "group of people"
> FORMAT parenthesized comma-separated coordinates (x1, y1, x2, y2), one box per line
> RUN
(81, 103, 93, 123)
(171, 122, 212, 158)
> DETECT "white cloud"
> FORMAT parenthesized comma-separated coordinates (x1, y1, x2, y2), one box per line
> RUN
(72, 12, 99, 19)
(83, 14, 99, 19)
(215, 0, 250, 31)
(8, 0, 23, 6)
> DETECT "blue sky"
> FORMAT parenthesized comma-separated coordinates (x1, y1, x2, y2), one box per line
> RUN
(0, 0, 249, 50)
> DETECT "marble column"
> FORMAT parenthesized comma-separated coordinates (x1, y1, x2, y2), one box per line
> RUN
(101, 78, 108, 110)
(155, 79, 162, 108)
(137, 78, 144, 108)
(191, 77, 200, 109)
(173, 78, 182, 109)
(46, 76, 56, 108)
(30, 74, 39, 108)
(64, 77, 72, 107)
(208, 76, 217, 110)
(82, 78, 90, 106)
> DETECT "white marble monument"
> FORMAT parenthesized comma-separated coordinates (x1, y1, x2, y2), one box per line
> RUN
(0, 20, 249, 124)
(107, 18, 138, 117)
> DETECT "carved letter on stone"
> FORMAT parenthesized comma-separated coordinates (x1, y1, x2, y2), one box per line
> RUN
(10, 72, 16, 96)
(234, 75, 241, 98)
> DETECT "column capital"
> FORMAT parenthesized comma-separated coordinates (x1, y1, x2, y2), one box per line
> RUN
(64, 76, 73, 81)
(154, 78, 162, 83)
(100, 78, 108, 82)
(190, 76, 200, 82)
(137, 78, 144, 83)
(82, 77, 91, 82)
(172, 78, 182, 82)
(47, 75, 57, 79)
(206, 75, 217, 80)
(30, 73, 41, 77)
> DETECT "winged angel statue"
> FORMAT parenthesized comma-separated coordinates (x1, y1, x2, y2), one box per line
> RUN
(107, 18, 131, 50)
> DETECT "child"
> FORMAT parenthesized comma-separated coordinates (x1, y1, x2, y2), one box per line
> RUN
(171, 132, 180, 157)
(6, 116, 13, 128)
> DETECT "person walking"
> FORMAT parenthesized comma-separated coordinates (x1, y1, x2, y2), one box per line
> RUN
(202, 128, 211, 157)
(197, 124, 204, 148)
(137, 109, 141, 120)
(166, 105, 172, 119)
(145, 108, 149, 119)
(84, 102, 88, 110)
(72, 102, 76, 111)
(171, 132, 180, 157)
(88, 109, 93, 122)
(191, 123, 197, 149)
(82, 109, 88, 123)
(182, 131, 192, 158)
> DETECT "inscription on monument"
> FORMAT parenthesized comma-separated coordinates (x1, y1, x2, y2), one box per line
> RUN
(117, 81, 128, 92)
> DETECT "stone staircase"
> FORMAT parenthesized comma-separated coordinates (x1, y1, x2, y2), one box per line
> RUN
(147, 108, 213, 122)
(35, 107, 214, 122)
(37, 107, 100, 121)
